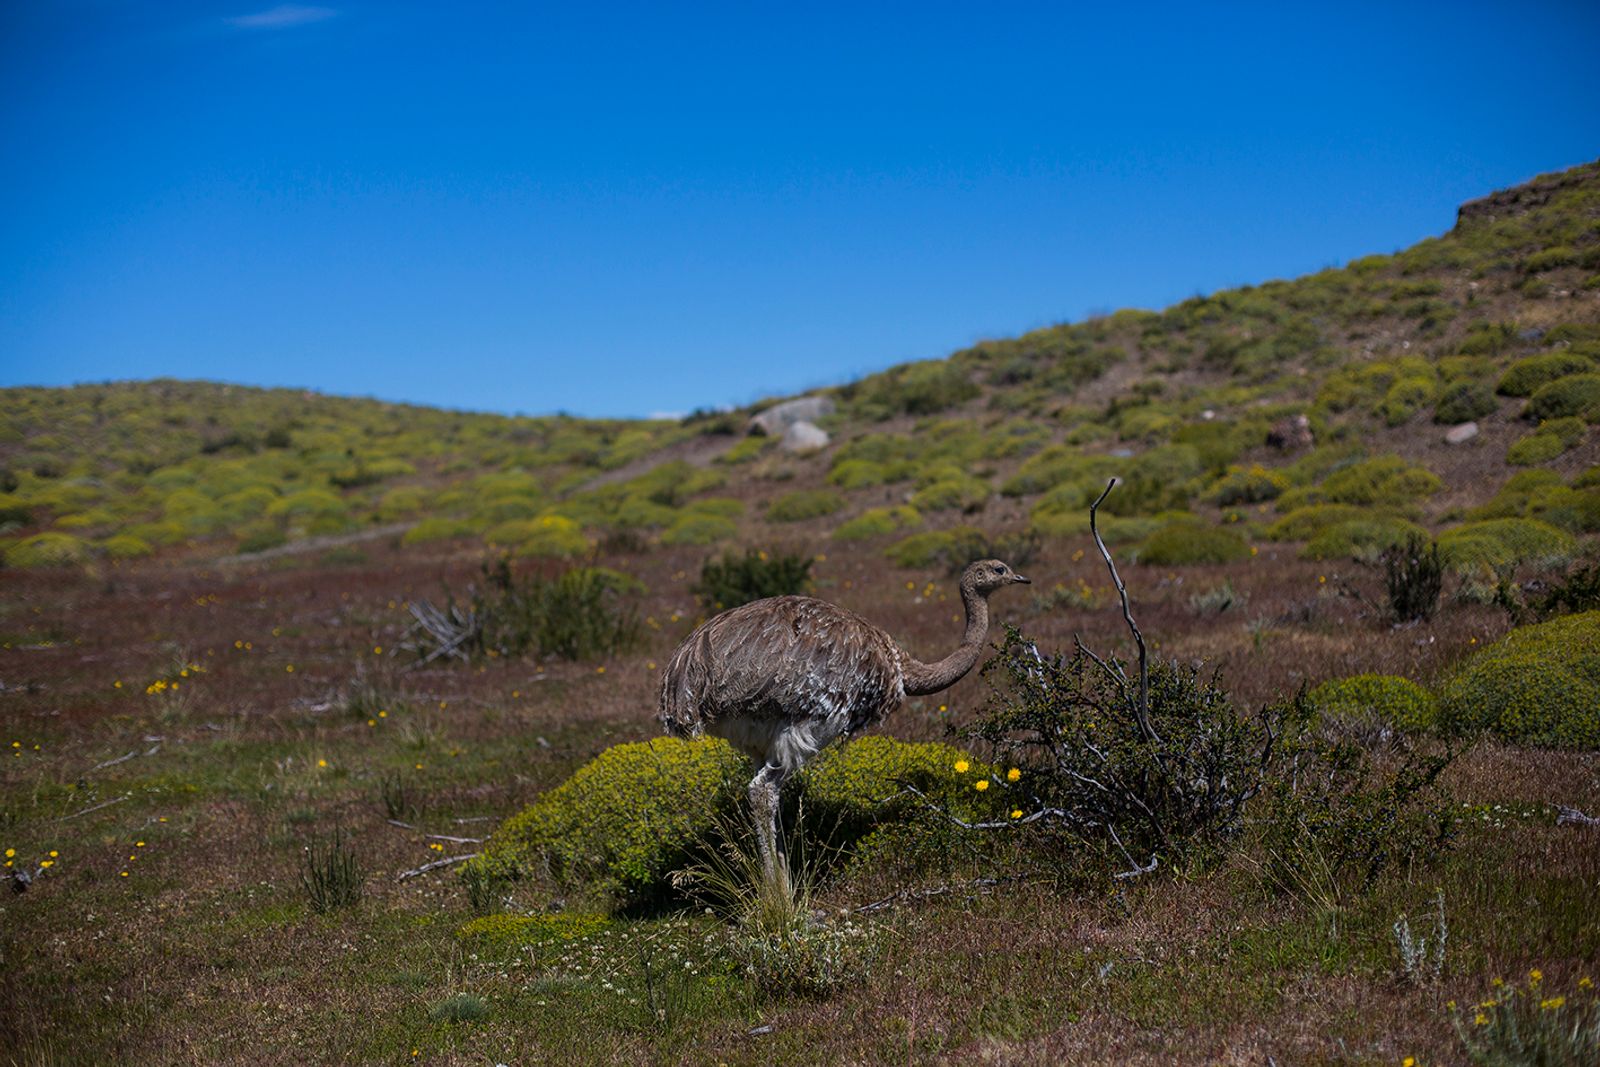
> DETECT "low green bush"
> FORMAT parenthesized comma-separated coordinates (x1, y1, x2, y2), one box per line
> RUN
(1496, 352, 1594, 397)
(692, 548, 813, 610)
(1506, 417, 1587, 465)
(1133, 521, 1251, 566)
(910, 473, 990, 513)
(1379, 376, 1434, 426)
(514, 515, 591, 559)
(466, 735, 991, 906)
(1301, 517, 1428, 562)
(1308, 674, 1437, 733)
(4, 532, 91, 567)
(1318, 455, 1442, 507)
(885, 527, 983, 568)
(660, 513, 738, 545)
(1437, 518, 1576, 574)
(1431, 380, 1497, 424)
(235, 522, 289, 554)
(402, 517, 473, 545)
(833, 506, 921, 540)
(100, 533, 154, 560)
(1208, 464, 1289, 506)
(766, 489, 845, 523)
(1436, 611, 1600, 747)
(1265, 504, 1367, 542)
(1525, 373, 1600, 422)
(478, 564, 642, 661)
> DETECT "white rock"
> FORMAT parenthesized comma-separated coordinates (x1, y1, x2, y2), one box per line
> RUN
(780, 420, 830, 454)
(1444, 422, 1479, 445)
(748, 396, 835, 436)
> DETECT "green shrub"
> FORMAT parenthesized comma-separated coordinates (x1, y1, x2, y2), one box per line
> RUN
(1133, 521, 1251, 566)
(1430, 380, 1497, 424)
(465, 735, 988, 905)
(1379, 376, 1434, 426)
(1436, 611, 1600, 747)
(828, 459, 908, 489)
(402, 517, 473, 545)
(692, 549, 813, 611)
(1301, 517, 1427, 562)
(268, 488, 346, 519)
(428, 994, 489, 1023)
(1308, 674, 1437, 733)
(100, 533, 154, 560)
(235, 522, 289, 554)
(660, 513, 738, 545)
(910, 473, 990, 513)
(1265, 503, 1367, 541)
(833, 506, 921, 540)
(1506, 417, 1587, 465)
(4, 532, 91, 568)
(766, 490, 844, 523)
(300, 828, 363, 914)
(1384, 534, 1444, 622)
(477, 563, 642, 661)
(885, 527, 982, 568)
(514, 515, 591, 559)
(1437, 518, 1576, 574)
(855, 361, 979, 417)
(1209, 464, 1289, 506)
(1525, 373, 1600, 421)
(1318, 456, 1442, 507)
(1496, 352, 1594, 397)
(802, 735, 1001, 846)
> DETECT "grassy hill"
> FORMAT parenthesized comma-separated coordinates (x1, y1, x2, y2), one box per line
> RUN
(2, 160, 1598, 1065)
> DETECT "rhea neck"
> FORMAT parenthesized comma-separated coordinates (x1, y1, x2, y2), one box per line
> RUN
(901, 577, 989, 696)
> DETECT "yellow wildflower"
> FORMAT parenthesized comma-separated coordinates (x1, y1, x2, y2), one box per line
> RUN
(1006, 768, 1021, 782)
(49, 850, 57, 857)
(953, 760, 969, 774)
(1540, 996, 1565, 1010)
(1403, 1058, 1415, 1067)
(1010, 809, 1023, 819)
(1580, 976, 1593, 989)
(39, 860, 53, 869)
(1474, 1012, 1488, 1025)
(1530, 968, 1543, 985)
(317, 759, 328, 768)
(3, 848, 12, 858)
(974, 780, 989, 792)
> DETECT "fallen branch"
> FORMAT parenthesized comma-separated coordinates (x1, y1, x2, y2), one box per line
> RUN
(1089, 478, 1156, 746)
(91, 750, 138, 772)
(385, 819, 483, 844)
(57, 794, 130, 821)
(855, 876, 1006, 915)
(396, 852, 479, 881)
(1556, 805, 1598, 828)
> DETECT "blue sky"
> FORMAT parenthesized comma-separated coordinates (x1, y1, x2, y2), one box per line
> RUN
(2, 3, 1598, 418)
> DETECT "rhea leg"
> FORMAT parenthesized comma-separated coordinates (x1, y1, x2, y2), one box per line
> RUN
(748, 761, 790, 891)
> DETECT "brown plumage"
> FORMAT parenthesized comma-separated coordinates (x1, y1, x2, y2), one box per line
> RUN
(658, 558, 1029, 880)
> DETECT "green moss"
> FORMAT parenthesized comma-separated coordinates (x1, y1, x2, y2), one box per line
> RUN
(833, 506, 921, 540)
(454, 913, 610, 954)
(1308, 674, 1437, 732)
(766, 489, 845, 523)
(1525, 373, 1600, 422)
(1496, 352, 1595, 397)
(1133, 521, 1250, 566)
(1436, 611, 1600, 748)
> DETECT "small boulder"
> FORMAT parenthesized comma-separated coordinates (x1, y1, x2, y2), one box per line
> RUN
(1266, 414, 1314, 452)
(748, 396, 835, 437)
(780, 421, 830, 454)
(1444, 422, 1479, 445)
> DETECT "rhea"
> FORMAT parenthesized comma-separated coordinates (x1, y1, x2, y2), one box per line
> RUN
(658, 558, 1030, 882)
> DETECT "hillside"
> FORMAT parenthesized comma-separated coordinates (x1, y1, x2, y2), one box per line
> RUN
(3, 161, 1598, 582)
(2, 161, 1599, 1066)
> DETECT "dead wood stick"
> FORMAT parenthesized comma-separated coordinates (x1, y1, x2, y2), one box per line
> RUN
(385, 818, 484, 844)
(396, 852, 479, 881)
(1089, 478, 1157, 747)
(91, 750, 138, 772)
(57, 794, 130, 821)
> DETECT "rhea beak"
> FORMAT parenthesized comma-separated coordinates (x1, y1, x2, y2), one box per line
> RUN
(1012, 573, 1031, 584)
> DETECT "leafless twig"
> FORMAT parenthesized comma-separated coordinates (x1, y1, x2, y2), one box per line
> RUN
(395, 852, 479, 881)
(855, 876, 1006, 914)
(56, 794, 130, 821)
(1556, 805, 1598, 828)
(90, 750, 137, 772)
(384, 819, 483, 844)
(1089, 478, 1156, 745)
